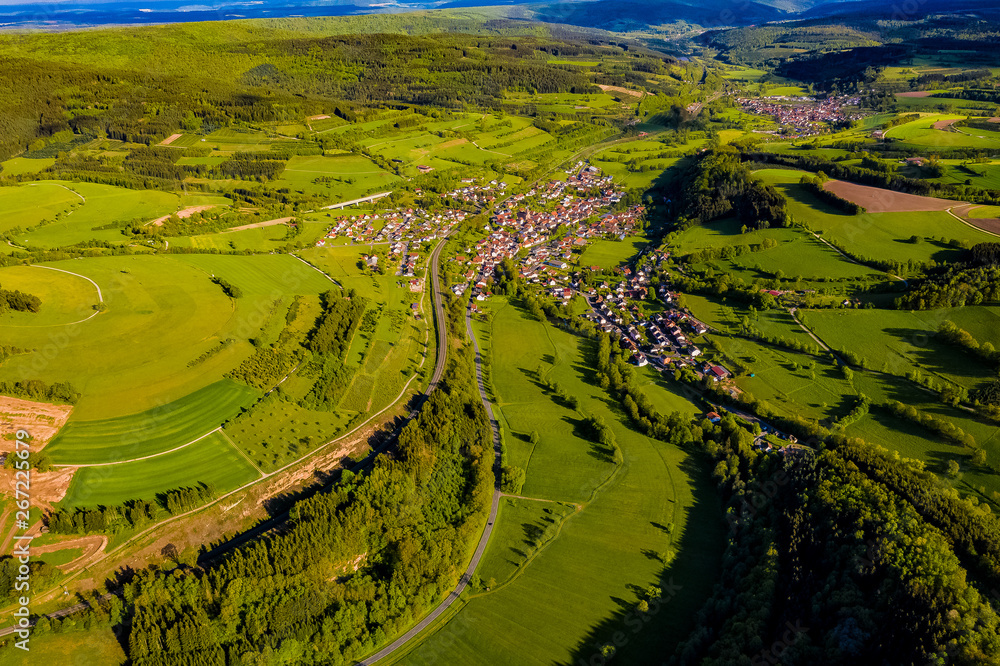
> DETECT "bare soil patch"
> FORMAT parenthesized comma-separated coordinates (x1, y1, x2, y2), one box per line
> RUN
(896, 91, 933, 98)
(597, 84, 644, 98)
(950, 204, 1000, 235)
(225, 216, 293, 232)
(34, 535, 108, 572)
(933, 118, 960, 130)
(822, 180, 962, 213)
(308, 114, 331, 121)
(438, 138, 468, 149)
(0, 397, 73, 452)
(151, 205, 215, 226)
(159, 133, 183, 146)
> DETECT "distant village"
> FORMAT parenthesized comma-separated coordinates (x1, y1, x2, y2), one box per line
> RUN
(738, 94, 864, 137)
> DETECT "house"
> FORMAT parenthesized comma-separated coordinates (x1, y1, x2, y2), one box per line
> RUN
(631, 353, 648, 367)
(417, 165, 434, 174)
(708, 365, 731, 382)
(706, 411, 722, 424)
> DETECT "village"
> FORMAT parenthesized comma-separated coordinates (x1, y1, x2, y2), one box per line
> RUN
(737, 94, 864, 136)
(314, 207, 467, 248)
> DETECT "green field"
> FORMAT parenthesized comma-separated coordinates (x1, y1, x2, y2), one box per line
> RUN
(9, 182, 191, 248)
(805, 307, 1000, 392)
(60, 430, 260, 508)
(755, 169, 995, 263)
(46, 380, 259, 465)
(392, 299, 724, 665)
(579, 236, 646, 269)
(885, 113, 1000, 148)
(472, 497, 578, 589)
(0, 627, 126, 666)
(0, 254, 330, 419)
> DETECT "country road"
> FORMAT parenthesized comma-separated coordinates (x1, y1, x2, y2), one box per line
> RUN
(358, 302, 503, 665)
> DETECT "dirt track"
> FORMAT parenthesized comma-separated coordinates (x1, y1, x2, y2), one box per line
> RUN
(822, 180, 961, 213)
(597, 84, 643, 98)
(33, 535, 108, 572)
(151, 205, 215, 226)
(224, 216, 293, 232)
(159, 133, 183, 146)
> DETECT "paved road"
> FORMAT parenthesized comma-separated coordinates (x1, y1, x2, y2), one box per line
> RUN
(358, 303, 503, 665)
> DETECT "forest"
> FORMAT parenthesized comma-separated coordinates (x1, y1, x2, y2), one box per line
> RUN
(124, 349, 493, 666)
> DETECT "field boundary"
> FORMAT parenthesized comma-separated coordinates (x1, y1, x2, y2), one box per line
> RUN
(33, 264, 104, 303)
(52, 427, 222, 468)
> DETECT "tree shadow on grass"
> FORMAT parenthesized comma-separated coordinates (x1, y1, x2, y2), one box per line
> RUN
(563, 449, 726, 666)
(564, 414, 615, 463)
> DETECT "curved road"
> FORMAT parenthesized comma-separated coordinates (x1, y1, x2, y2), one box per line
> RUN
(358, 305, 503, 665)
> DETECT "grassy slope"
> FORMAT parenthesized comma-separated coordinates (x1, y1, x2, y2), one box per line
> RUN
(391, 299, 722, 665)
(45, 380, 259, 464)
(60, 430, 260, 508)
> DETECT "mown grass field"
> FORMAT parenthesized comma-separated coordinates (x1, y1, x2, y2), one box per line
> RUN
(1, 254, 330, 420)
(60, 430, 260, 508)
(46, 380, 259, 464)
(579, 236, 646, 269)
(805, 306, 1000, 392)
(391, 298, 724, 666)
(0, 627, 126, 666)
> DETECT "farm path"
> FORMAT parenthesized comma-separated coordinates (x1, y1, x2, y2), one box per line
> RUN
(49, 183, 85, 203)
(32, 535, 109, 572)
(788, 308, 847, 366)
(51, 428, 222, 468)
(471, 140, 510, 157)
(32, 264, 103, 303)
(804, 230, 907, 285)
(946, 206, 1000, 239)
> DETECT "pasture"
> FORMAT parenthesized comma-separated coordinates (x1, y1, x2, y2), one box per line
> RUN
(755, 169, 994, 264)
(60, 430, 260, 508)
(396, 299, 724, 665)
(224, 394, 355, 472)
(45, 380, 259, 465)
(268, 153, 400, 200)
(805, 307, 1000, 392)
(8, 182, 227, 249)
(578, 235, 646, 269)
(726, 335, 856, 423)
(472, 497, 577, 589)
(0, 254, 329, 420)
(885, 113, 1000, 149)
(0, 627, 126, 666)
